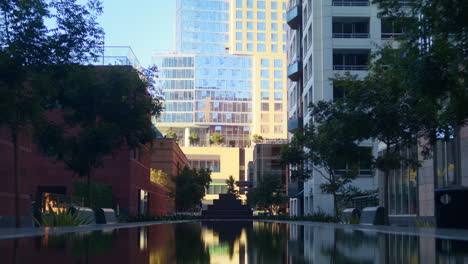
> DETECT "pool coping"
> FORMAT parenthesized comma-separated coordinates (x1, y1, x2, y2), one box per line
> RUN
(0, 220, 197, 240)
(1, 219, 468, 241)
(259, 220, 468, 241)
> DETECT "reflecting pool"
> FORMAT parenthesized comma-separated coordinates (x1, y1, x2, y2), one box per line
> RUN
(1, 221, 468, 263)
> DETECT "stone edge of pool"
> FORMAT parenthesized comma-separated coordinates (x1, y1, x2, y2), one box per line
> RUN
(1, 219, 468, 242)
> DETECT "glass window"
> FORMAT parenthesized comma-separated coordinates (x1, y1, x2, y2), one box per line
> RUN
(261, 70, 269, 78)
(261, 91, 269, 100)
(274, 92, 283, 100)
(274, 81, 282, 90)
(283, 34, 287, 42)
(261, 125, 269, 133)
(274, 114, 283, 122)
(271, 1, 277, 9)
(247, 43, 254, 51)
(236, 0, 242, 8)
(261, 80, 269, 89)
(271, 23, 278, 31)
(257, 11, 265, 20)
(271, 12, 278, 20)
(257, 32, 266, 41)
(236, 10, 242, 18)
(261, 58, 269, 67)
(236, 21, 243, 29)
(247, 11, 253, 19)
(247, 0, 253, 8)
(274, 70, 282, 79)
(261, 103, 269, 111)
(271, 33, 278, 41)
(282, 2, 286, 10)
(274, 59, 282, 68)
(258, 44, 266, 52)
(261, 113, 269, 122)
(271, 44, 278, 52)
(247, 22, 254, 30)
(258, 22, 266, 30)
(215, 125, 221, 131)
(236, 32, 242, 40)
(236, 43, 243, 51)
(274, 125, 283, 134)
(247, 32, 253, 40)
(257, 1, 266, 9)
(274, 103, 282, 111)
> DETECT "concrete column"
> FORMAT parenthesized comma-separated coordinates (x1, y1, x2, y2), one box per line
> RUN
(184, 127, 190, 147)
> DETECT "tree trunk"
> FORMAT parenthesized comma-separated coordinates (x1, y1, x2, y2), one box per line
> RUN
(12, 130, 21, 228)
(333, 192, 339, 219)
(87, 172, 92, 207)
(383, 144, 390, 225)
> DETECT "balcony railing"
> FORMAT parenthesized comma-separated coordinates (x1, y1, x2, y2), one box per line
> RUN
(333, 32, 370, 38)
(381, 32, 404, 40)
(287, 116, 303, 132)
(332, 0, 369, 6)
(286, 3, 302, 30)
(287, 60, 303, 81)
(333, 65, 367, 71)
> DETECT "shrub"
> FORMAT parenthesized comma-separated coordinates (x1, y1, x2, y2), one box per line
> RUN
(34, 205, 93, 227)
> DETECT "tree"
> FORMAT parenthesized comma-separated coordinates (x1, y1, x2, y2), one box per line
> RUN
(35, 66, 163, 207)
(252, 134, 264, 144)
(173, 167, 211, 211)
(371, 0, 468, 146)
(0, 0, 103, 227)
(209, 132, 225, 145)
(247, 176, 285, 215)
(188, 132, 200, 145)
(150, 169, 171, 189)
(225, 175, 239, 198)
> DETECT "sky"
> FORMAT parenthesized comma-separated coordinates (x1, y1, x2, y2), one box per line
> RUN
(99, 0, 176, 67)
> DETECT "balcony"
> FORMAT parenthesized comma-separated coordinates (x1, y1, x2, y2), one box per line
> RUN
(287, 116, 303, 132)
(332, 0, 369, 6)
(333, 49, 370, 71)
(286, 2, 302, 30)
(287, 60, 302, 81)
(333, 17, 370, 39)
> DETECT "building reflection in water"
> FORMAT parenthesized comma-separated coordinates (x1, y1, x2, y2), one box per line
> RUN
(1, 221, 468, 264)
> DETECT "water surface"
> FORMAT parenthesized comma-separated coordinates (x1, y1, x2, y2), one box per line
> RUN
(1, 220, 467, 263)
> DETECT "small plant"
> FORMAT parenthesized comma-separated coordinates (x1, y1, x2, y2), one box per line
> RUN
(414, 219, 436, 228)
(346, 214, 360, 224)
(252, 134, 264, 144)
(120, 214, 198, 223)
(189, 132, 200, 145)
(209, 132, 225, 145)
(34, 205, 92, 227)
(226, 175, 239, 198)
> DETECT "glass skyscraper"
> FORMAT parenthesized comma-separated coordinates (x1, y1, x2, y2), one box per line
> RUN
(153, 0, 288, 202)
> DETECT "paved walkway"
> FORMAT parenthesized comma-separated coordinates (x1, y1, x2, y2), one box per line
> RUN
(1, 219, 468, 241)
(0, 220, 194, 240)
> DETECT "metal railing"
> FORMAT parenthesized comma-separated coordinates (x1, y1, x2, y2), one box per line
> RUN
(351, 194, 379, 210)
(333, 33, 370, 38)
(381, 33, 404, 40)
(333, 65, 367, 71)
(332, 0, 369, 6)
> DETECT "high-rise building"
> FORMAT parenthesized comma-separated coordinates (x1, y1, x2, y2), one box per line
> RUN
(153, 0, 289, 206)
(286, 0, 380, 216)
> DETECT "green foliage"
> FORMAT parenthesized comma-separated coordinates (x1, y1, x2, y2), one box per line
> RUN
(72, 180, 113, 209)
(188, 132, 200, 145)
(34, 205, 93, 227)
(209, 132, 225, 145)
(247, 176, 286, 215)
(225, 175, 239, 197)
(345, 215, 360, 225)
(173, 167, 211, 211)
(166, 131, 179, 141)
(0, 0, 104, 227)
(252, 134, 264, 144)
(414, 218, 436, 228)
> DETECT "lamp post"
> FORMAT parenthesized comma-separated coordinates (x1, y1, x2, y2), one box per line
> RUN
(98, 40, 105, 65)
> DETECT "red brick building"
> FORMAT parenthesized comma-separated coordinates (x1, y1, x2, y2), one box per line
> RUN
(0, 129, 189, 227)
